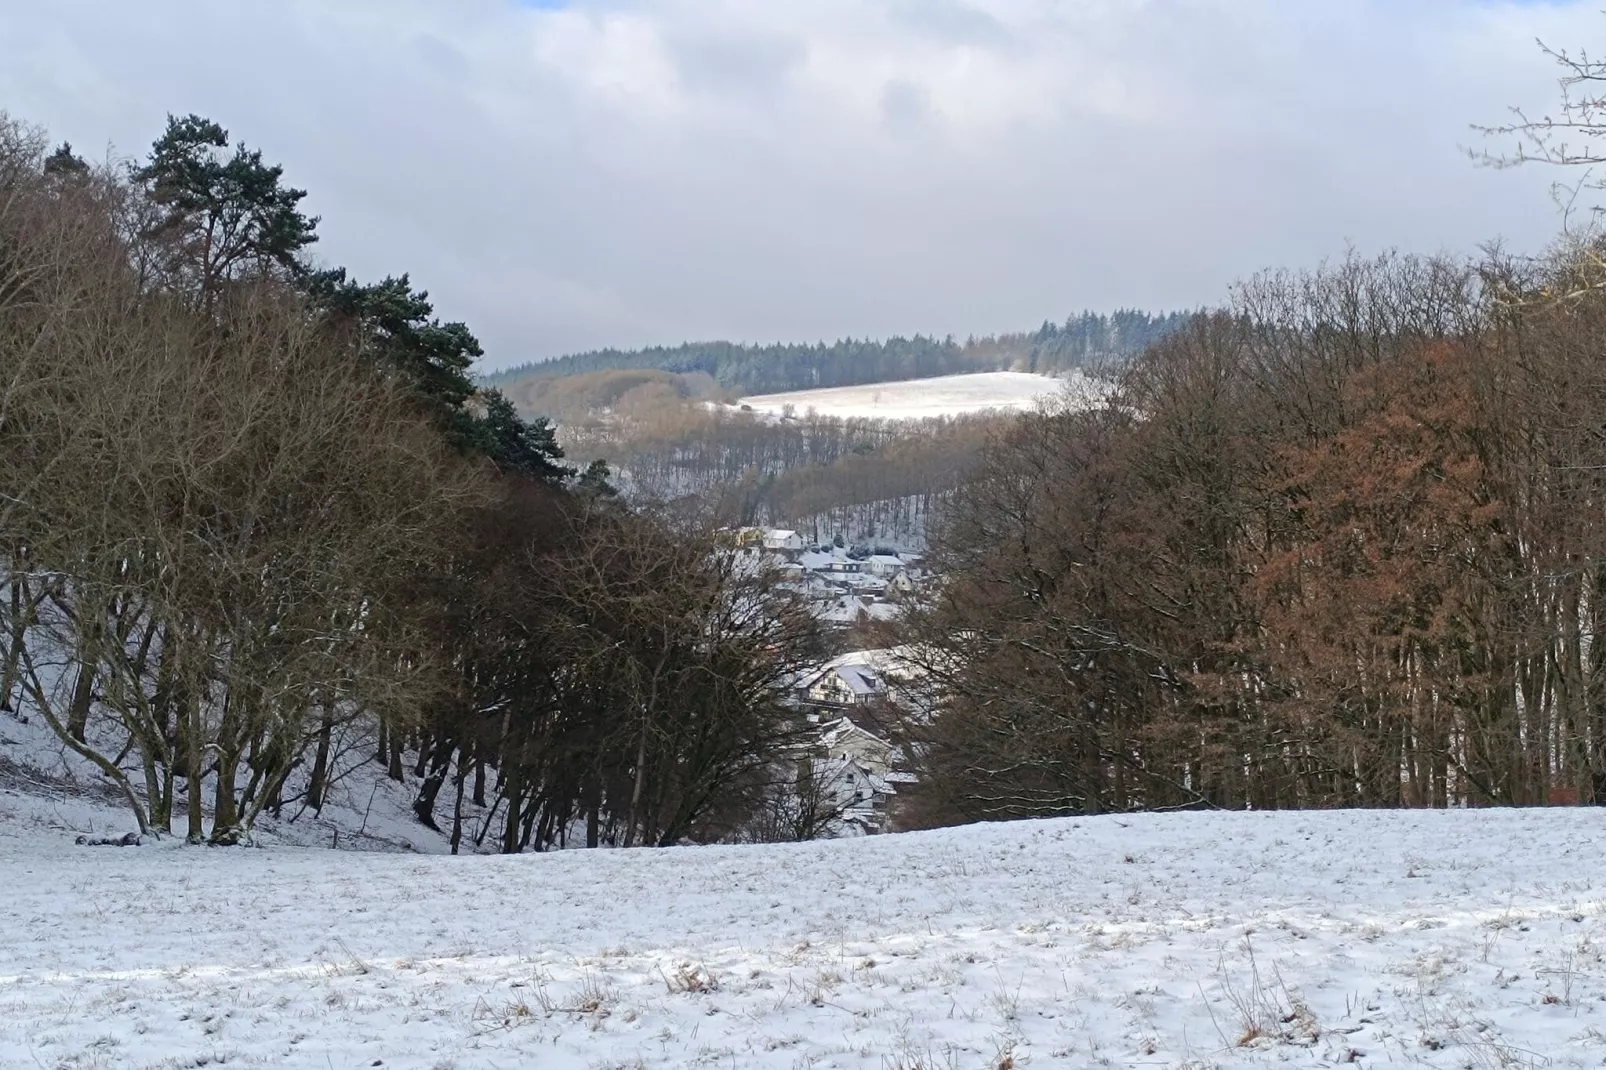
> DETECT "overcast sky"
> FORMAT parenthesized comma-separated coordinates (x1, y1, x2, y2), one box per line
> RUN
(1, 1, 1596, 370)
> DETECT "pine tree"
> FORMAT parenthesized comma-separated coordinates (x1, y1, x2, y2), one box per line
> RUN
(477, 388, 570, 483)
(576, 458, 619, 498)
(42, 142, 88, 178)
(133, 114, 318, 304)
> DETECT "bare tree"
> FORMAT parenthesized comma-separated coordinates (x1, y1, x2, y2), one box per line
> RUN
(1476, 35, 1606, 210)
(1, 128, 483, 840)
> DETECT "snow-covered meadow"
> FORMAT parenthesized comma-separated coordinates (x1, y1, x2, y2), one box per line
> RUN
(4, 794, 1605, 1070)
(736, 372, 1100, 421)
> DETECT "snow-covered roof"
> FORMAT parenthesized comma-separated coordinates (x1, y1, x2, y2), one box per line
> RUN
(818, 717, 889, 749)
(834, 664, 884, 697)
(800, 664, 884, 697)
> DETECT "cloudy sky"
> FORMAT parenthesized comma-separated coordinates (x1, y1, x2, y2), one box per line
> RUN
(1, 1, 1596, 369)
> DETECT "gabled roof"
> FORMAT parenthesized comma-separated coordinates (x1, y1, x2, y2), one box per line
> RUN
(817, 754, 896, 798)
(802, 663, 886, 696)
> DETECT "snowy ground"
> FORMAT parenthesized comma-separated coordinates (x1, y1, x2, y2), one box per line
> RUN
(736, 372, 1099, 421)
(5, 787, 1606, 1070)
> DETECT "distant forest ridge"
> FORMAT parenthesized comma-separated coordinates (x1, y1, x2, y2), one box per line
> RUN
(484, 309, 1193, 396)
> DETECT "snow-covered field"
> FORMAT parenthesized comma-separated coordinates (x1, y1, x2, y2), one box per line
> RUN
(737, 372, 1097, 421)
(5, 792, 1606, 1070)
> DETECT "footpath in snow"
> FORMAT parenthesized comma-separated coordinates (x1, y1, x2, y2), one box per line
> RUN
(3, 801, 1605, 1069)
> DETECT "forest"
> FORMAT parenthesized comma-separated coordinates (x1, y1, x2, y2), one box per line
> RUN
(901, 245, 1606, 822)
(554, 386, 1006, 543)
(0, 112, 826, 850)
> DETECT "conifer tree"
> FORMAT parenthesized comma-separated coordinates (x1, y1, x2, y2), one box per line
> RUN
(133, 114, 318, 305)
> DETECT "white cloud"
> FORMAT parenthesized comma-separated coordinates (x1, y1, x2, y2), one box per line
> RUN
(0, 0, 1593, 368)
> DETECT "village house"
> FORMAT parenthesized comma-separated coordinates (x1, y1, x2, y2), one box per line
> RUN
(762, 529, 804, 553)
(802, 663, 887, 707)
(863, 554, 906, 578)
(783, 647, 927, 834)
(812, 718, 910, 834)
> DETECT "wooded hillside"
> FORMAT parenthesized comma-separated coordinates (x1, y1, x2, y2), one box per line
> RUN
(901, 247, 1606, 822)
(486, 309, 1189, 399)
(0, 112, 827, 851)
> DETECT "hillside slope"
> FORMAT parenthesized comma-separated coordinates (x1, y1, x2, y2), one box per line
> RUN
(3, 792, 1604, 1068)
(735, 371, 1082, 420)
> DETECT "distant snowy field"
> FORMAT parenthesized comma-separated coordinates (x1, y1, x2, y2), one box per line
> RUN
(5, 797, 1606, 1069)
(737, 371, 1098, 420)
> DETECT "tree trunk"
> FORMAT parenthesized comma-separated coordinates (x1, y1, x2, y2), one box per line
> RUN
(412, 738, 454, 829)
(585, 770, 600, 849)
(624, 721, 650, 847)
(501, 778, 522, 855)
(211, 747, 242, 844)
(185, 719, 205, 843)
(449, 746, 468, 856)
(306, 707, 334, 813)
(388, 727, 405, 782)
(66, 660, 93, 743)
(0, 577, 27, 713)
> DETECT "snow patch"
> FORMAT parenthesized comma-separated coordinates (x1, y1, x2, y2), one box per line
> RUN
(736, 371, 1100, 421)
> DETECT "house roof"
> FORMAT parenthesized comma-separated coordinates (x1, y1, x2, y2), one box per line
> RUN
(825, 647, 908, 672)
(834, 664, 884, 696)
(818, 716, 893, 752)
(801, 663, 883, 696)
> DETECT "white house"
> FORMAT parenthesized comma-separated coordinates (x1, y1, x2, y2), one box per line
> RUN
(763, 529, 804, 553)
(864, 554, 906, 578)
(815, 756, 892, 832)
(813, 718, 906, 833)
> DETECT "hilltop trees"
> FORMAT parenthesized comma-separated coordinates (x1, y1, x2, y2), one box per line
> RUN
(488, 310, 1187, 400)
(133, 114, 318, 307)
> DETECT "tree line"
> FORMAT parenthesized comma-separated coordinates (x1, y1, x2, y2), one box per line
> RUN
(0, 112, 822, 848)
(900, 246, 1606, 822)
(486, 310, 1188, 398)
